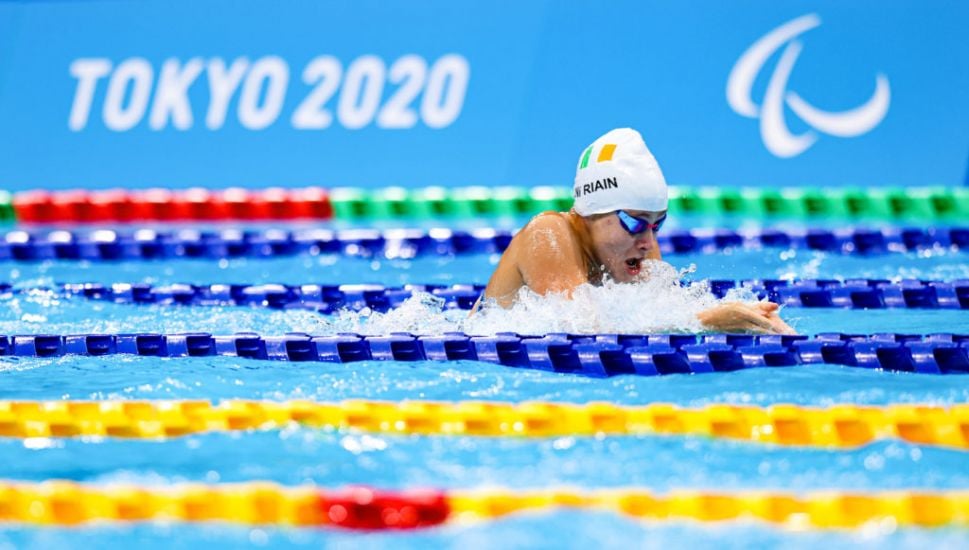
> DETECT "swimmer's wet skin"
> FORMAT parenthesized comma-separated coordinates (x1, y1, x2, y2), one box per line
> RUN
(481, 128, 794, 335)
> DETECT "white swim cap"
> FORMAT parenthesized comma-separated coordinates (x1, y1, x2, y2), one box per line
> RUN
(572, 128, 668, 215)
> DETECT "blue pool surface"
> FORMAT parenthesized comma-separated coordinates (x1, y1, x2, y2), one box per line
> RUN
(4, 512, 968, 550)
(0, 222, 967, 548)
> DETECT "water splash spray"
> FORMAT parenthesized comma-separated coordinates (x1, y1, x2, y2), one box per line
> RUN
(321, 261, 770, 336)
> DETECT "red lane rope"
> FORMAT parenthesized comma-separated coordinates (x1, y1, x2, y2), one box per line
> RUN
(12, 188, 333, 223)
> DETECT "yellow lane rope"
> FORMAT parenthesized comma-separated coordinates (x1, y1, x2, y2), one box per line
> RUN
(1, 400, 967, 450)
(0, 481, 966, 529)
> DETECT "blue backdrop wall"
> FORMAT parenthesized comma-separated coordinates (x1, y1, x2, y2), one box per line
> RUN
(0, 0, 966, 190)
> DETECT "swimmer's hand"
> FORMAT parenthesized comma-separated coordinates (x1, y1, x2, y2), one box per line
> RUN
(697, 301, 796, 335)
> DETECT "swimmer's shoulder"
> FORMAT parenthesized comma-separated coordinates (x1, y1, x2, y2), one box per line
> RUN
(520, 211, 574, 238)
(512, 211, 583, 257)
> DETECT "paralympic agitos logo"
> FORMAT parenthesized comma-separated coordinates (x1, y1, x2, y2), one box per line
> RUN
(726, 13, 891, 158)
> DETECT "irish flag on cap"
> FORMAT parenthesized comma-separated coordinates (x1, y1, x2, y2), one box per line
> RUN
(572, 128, 668, 216)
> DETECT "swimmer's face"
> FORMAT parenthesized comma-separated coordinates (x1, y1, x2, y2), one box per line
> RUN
(585, 209, 666, 282)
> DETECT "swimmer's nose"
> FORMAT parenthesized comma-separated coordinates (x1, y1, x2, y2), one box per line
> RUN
(634, 229, 655, 249)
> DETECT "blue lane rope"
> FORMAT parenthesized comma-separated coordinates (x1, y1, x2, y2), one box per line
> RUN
(4, 279, 965, 311)
(0, 226, 966, 261)
(1, 332, 966, 376)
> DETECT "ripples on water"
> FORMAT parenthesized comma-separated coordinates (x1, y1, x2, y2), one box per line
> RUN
(1, 247, 967, 548)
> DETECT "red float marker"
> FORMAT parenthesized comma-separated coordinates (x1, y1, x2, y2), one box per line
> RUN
(49, 190, 92, 222)
(318, 487, 451, 530)
(290, 186, 333, 219)
(87, 189, 133, 222)
(13, 190, 55, 223)
(262, 187, 296, 219)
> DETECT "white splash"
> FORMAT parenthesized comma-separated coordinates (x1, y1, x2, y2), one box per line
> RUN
(317, 261, 767, 336)
(468, 261, 737, 334)
(322, 292, 468, 335)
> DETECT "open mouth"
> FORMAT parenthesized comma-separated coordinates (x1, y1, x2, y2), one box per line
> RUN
(624, 257, 642, 276)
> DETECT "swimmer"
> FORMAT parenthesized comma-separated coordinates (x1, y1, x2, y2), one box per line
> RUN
(480, 128, 794, 335)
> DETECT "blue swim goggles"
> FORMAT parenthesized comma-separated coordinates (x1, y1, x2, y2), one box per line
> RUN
(616, 210, 667, 235)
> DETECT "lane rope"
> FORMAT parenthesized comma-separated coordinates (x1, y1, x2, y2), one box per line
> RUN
(16, 278, 967, 311)
(0, 481, 965, 529)
(9, 185, 968, 223)
(1, 399, 968, 451)
(1, 332, 966, 376)
(1, 226, 966, 261)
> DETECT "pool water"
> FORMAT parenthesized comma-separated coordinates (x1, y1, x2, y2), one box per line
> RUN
(0, 220, 967, 548)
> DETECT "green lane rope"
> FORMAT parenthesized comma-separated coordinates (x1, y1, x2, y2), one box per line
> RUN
(327, 186, 967, 220)
(0, 192, 14, 223)
(329, 186, 573, 219)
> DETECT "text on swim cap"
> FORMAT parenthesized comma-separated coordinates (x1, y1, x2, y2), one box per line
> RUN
(574, 177, 618, 198)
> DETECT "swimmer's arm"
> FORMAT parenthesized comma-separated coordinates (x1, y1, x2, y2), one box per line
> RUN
(697, 301, 796, 335)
